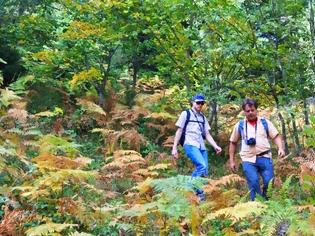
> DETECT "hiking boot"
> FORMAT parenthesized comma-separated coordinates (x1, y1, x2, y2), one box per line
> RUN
(195, 190, 206, 202)
(197, 192, 206, 202)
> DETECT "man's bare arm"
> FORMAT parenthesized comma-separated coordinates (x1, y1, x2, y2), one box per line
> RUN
(172, 128, 182, 159)
(229, 141, 237, 171)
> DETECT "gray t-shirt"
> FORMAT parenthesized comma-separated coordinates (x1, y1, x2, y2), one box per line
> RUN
(175, 108, 211, 150)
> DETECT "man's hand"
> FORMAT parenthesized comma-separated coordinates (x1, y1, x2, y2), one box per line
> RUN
(172, 147, 179, 159)
(229, 159, 236, 172)
(278, 148, 285, 158)
(214, 146, 222, 154)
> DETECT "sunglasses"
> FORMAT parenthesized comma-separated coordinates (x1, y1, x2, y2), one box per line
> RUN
(196, 101, 205, 105)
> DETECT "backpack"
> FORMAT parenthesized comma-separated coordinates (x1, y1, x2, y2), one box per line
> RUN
(238, 118, 269, 140)
(179, 109, 205, 146)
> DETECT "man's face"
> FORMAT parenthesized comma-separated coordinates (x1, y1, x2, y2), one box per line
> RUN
(193, 101, 205, 112)
(244, 104, 257, 121)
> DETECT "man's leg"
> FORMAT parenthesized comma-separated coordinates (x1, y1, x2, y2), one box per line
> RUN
(200, 149, 209, 177)
(184, 145, 207, 201)
(242, 161, 262, 200)
(184, 145, 207, 177)
(257, 157, 274, 199)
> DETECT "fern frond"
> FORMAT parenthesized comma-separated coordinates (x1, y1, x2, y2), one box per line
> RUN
(91, 128, 115, 136)
(12, 186, 50, 200)
(36, 169, 96, 191)
(260, 199, 315, 236)
(0, 145, 17, 157)
(132, 168, 159, 178)
(206, 189, 241, 210)
(147, 112, 177, 121)
(5, 127, 24, 135)
(68, 232, 94, 236)
(148, 163, 170, 171)
(93, 129, 146, 152)
(15, 170, 97, 199)
(38, 134, 80, 157)
(25, 223, 77, 236)
(296, 205, 315, 212)
(77, 98, 106, 116)
(136, 177, 153, 194)
(7, 108, 28, 122)
(210, 174, 246, 187)
(34, 110, 57, 117)
(0, 88, 21, 108)
(203, 201, 267, 224)
(103, 150, 146, 171)
(23, 140, 40, 147)
(0, 206, 35, 236)
(150, 175, 208, 194)
(278, 174, 295, 200)
(32, 153, 88, 170)
(237, 228, 259, 235)
(121, 202, 159, 218)
(24, 128, 43, 136)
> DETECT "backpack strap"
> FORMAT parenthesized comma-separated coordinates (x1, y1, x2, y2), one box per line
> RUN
(238, 119, 245, 140)
(183, 109, 191, 130)
(179, 109, 191, 146)
(200, 112, 205, 125)
(238, 118, 269, 138)
(260, 118, 269, 138)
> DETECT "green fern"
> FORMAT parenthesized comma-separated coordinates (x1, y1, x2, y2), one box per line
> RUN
(0, 140, 17, 158)
(18, 169, 97, 198)
(9, 75, 34, 95)
(38, 134, 81, 157)
(261, 176, 315, 235)
(121, 175, 208, 222)
(24, 128, 43, 136)
(0, 145, 17, 157)
(68, 232, 94, 236)
(260, 199, 315, 236)
(0, 88, 20, 108)
(267, 174, 296, 201)
(150, 175, 209, 194)
(303, 116, 315, 147)
(5, 127, 24, 135)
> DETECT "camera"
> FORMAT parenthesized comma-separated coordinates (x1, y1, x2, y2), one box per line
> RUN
(246, 137, 256, 146)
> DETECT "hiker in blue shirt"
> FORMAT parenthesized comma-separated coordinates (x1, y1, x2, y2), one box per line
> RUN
(172, 95, 222, 200)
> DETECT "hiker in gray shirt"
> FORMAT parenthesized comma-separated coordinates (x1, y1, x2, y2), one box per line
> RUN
(172, 94, 222, 200)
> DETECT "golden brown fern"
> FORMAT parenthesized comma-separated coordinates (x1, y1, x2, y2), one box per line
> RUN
(0, 206, 36, 236)
(109, 108, 146, 129)
(25, 222, 78, 236)
(32, 153, 91, 170)
(76, 98, 106, 116)
(203, 201, 267, 225)
(94, 128, 146, 153)
(14, 170, 97, 200)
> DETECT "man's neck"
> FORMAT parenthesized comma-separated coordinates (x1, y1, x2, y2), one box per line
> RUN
(247, 117, 258, 126)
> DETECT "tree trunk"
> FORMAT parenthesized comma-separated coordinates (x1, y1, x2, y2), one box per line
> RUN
(132, 63, 138, 90)
(208, 99, 218, 137)
(290, 112, 301, 153)
(309, 0, 315, 73)
(303, 98, 310, 125)
(271, 88, 289, 154)
(278, 111, 289, 154)
(95, 84, 106, 108)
